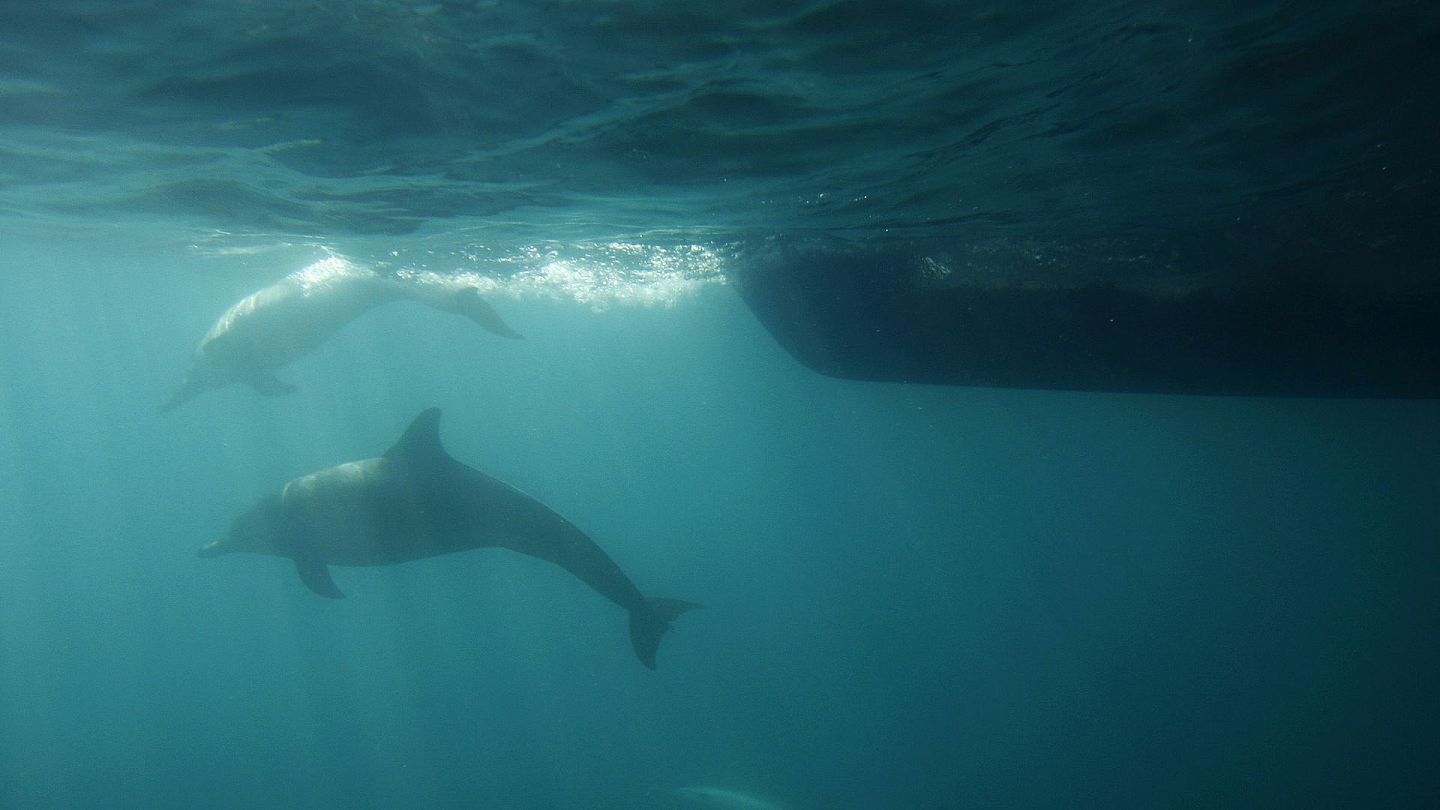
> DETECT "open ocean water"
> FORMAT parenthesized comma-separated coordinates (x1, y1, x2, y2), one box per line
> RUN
(2, 2, 1439, 808)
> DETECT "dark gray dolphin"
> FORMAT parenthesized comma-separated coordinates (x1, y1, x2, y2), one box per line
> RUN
(200, 408, 701, 669)
(162, 257, 521, 411)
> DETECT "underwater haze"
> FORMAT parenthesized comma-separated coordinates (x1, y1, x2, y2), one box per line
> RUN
(3, 2, 1440, 808)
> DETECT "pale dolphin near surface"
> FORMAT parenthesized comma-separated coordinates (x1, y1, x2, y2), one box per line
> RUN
(161, 256, 522, 411)
(199, 408, 702, 669)
(672, 786, 788, 810)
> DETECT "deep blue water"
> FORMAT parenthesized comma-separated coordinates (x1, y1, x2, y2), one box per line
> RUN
(3, 2, 1440, 808)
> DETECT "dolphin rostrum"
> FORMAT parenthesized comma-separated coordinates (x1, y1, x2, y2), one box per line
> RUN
(200, 408, 701, 668)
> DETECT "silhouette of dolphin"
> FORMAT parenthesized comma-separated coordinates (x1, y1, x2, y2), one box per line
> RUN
(200, 408, 701, 668)
(162, 257, 521, 411)
(673, 786, 788, 810)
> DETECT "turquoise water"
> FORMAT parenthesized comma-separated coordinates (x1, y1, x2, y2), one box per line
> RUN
(3, 2, 1440, 808)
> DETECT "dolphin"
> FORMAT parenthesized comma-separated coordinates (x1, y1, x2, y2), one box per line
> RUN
(672, 786, 788, 810)
(199, 408, 701, 669)
(162, 256, 522, 411)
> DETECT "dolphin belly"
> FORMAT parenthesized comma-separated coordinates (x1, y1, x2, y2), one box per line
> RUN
(201, 275, 391, 370)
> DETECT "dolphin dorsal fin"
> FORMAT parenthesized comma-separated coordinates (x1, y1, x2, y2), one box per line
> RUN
(384, 408, 449, 465)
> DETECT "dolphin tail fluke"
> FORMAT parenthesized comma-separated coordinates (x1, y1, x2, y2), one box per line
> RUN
(629, 597, 702, 669)
(452, 287, 524, 339)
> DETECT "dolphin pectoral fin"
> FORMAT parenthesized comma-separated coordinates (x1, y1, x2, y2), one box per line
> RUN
(295, 556, 345, 599)
(629, 597, 703, 669)
(454, 287, 523, 339)
(248, 373, 298, 397)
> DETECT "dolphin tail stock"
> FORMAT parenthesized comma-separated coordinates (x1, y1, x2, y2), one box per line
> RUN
(451, 287, 524, 339)
(629, 597, 702, 670)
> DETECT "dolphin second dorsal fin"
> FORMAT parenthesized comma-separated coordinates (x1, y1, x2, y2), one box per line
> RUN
(384, 408, 449, 466)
